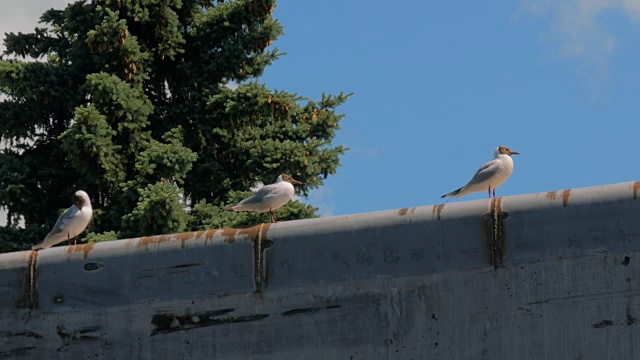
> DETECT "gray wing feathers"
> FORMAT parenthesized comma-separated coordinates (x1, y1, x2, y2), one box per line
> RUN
(47, 207, 78, 238)
(34, 206, 79, 249)
(237, 184, 281, 205)
(461, 160, 501, 192)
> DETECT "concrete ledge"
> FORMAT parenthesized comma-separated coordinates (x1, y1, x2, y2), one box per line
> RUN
(1, 181, 639, 359)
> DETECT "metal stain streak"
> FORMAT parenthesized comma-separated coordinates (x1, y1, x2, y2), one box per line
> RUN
(562, 189, 571, 207)
(21, 251, 39, 309)
(66, 243, 95, 260)
(633, 182, 640, 200)
(431, 204, 445, 220)
(485, 197, 506, 269)
(254, 223, 271, 293)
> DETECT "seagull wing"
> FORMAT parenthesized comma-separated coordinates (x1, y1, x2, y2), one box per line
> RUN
(32, 206, 80, 249)
(237, 183, 279, 205)
(461, 159, 502, 191)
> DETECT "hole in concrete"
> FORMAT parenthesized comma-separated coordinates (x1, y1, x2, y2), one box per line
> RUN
(84, 262, 104, 272)
(262, 239, 274, 248)
(500, 211, 509, 220)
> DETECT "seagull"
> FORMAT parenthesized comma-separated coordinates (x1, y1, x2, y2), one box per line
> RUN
(224, 174, 303, 223)
(441, 145, 520, 199)
(32, 190, 93, 250)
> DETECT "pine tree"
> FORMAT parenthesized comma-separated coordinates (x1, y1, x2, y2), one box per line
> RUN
(0, 0, 349, 251)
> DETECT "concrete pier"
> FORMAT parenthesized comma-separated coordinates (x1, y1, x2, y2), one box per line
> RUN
(1, 181, 639, 359)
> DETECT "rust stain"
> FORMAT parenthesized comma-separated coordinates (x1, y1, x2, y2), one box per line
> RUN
(172, 231, 200, 249)
(435, 204, 445, 220)
(254, 223, 271, 293)
(562, 189, 571, 207)
(633, 182, 640, 200)
(486, 197, 505, 268)
(66, 243, 95, 260)
(135, 226, 267, 249)
(494, 197, 502, 214)
(397, 208, 408, 216)
(220, 227, 238, 243)
(138, 234, 172, 248)
(23, 250, 39, 309)
(546, 191, 557, 200)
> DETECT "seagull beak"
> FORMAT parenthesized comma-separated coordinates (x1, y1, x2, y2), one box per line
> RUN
(510, 151, 520, 155)
(290, 179, 303, 185)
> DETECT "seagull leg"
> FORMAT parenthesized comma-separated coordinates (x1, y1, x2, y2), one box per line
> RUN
(493, 189, 496, 198)
(488, 187, 491, 199)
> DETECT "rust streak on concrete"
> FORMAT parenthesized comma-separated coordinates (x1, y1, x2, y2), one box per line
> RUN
(254, 222, 272, 293)
(67, 243, 95, 260)
(546, 191, 557, 200)
(26, 250, 39, 309)
(633, 182, 640, 200)
(562, 189, 571, 207)
(435, 204, 445, 220)
(220, 227, 238, 243)
(397, 208, 408, 216)
(138, 235, 173, 248)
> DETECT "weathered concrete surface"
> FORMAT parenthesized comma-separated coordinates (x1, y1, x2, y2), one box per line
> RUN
(1, 181, 640, 359)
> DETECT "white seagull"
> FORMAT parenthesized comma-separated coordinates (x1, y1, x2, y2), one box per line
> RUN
(442, 146, 520, 199)
(32, 190, 93, 250)
(224, 174, 303, 223)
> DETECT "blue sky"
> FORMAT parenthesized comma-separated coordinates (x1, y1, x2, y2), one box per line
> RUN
(259, 1, 640, 216)
(3, 1, 640, 218)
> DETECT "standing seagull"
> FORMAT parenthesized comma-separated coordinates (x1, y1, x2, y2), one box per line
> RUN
(32, 190, 93, 250)
(442, 146, 520, 199)
(224, 174, 303, 223)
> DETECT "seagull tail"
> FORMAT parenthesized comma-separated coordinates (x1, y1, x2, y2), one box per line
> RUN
(223, 204, 235, 211)
(441, 187, 462, 198)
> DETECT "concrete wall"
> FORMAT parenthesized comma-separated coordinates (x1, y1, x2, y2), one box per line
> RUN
(1, 181, 640, 359)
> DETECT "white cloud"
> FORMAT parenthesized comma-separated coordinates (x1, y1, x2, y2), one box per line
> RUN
(519, 0, 640, 99)
(0, 1, 73, 54)
(225, 81, 239, 91)
(304, 185, 335, 217)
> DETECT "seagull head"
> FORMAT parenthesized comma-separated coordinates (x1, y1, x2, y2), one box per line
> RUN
(73, 190, 91, 208)
(279, 174, 303, 186)
(496, 145, 520, 158)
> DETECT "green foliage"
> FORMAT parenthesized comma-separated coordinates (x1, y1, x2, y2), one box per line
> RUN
(188, 191, 319, 230)
(0, 225, 48, 252)
(83, 231, 119, 243)
(121, 182, 188, 237)
(0, 0, 349, 252)
(60, 106, 124, 190)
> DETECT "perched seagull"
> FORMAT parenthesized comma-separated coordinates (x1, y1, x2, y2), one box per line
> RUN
(224, 174, 303, 223)
(32, 190, 93, 250)
(441, 146, 520, 199)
